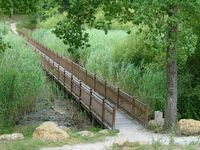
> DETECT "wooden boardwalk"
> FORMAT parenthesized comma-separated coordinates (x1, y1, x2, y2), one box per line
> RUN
(16, 30, 149, 129)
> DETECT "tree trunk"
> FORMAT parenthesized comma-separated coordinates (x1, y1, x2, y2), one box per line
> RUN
(164, 6, 178, 130)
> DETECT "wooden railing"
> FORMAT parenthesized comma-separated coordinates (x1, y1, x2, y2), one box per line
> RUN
(18, 30, 149, 127)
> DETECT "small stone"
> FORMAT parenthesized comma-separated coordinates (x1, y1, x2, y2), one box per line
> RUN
(32, 121, 69, 141)
(78, 131, 94, 137)
(177, 119, 200, 136)
(0, 133, 24, 141)
(98, 129, 109, 134)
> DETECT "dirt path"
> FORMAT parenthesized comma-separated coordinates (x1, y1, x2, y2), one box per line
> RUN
(10, 23, 200, 150)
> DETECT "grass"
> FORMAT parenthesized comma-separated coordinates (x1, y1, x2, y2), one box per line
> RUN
(111, 141, 200, 150)
(0, 23, 46, 133)
(32, 28, 70, 58)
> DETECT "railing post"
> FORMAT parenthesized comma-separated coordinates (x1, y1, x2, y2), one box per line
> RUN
(78, 63, 80, 79)
(56, 53, 60, 81)
(102, 98, 105, 128)
(85, 69, 88, 85)
(112, 107, 116, 129)
(94, 73, 96, 91)
(64, 71, 66, 87)
(144, 104, 149, 128)
(52, 61, 55, 81)
(132, 98, 135, 116)
(79, 80, 82, 110)
(104, 81, 107, 98)
(70, 74, 73, 93)
(71, 61, 73, 74)
(117, 87, 120, 108)
(89, 88, 92, 111)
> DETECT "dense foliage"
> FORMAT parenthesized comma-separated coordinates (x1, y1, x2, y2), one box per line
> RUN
(0, 0, 38, 15)
(0, 24, 46, 133)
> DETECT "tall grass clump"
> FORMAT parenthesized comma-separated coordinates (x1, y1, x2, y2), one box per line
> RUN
(0, 30, 46, 133)
(82, 29, 127, 79)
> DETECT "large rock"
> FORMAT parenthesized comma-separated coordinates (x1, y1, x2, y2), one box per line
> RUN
(32, 122, 69, 141)
(0, 133, 24, 141)
(177, 119, 200, 136)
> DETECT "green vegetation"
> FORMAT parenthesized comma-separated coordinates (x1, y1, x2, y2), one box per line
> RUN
(32, 29, 69, 58)
(0, 125, 118, 150)
(0, 23, 46, 133)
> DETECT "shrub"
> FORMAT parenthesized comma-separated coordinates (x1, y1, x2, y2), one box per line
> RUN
(0, 31, 46, 133)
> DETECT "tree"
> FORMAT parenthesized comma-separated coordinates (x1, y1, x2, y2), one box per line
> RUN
(0, 0, 39, 17)
(54, 0, 200, 130)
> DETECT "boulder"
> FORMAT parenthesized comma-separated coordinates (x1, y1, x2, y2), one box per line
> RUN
(177, 119, 200, 136)
(78, 131, 94, 137)
(0, 133, 24, 141)
(98, 129, 109, 134)
(32, 122, 69, 141)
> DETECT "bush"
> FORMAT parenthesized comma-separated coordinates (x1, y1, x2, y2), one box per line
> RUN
(0, 31, 46, 133)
